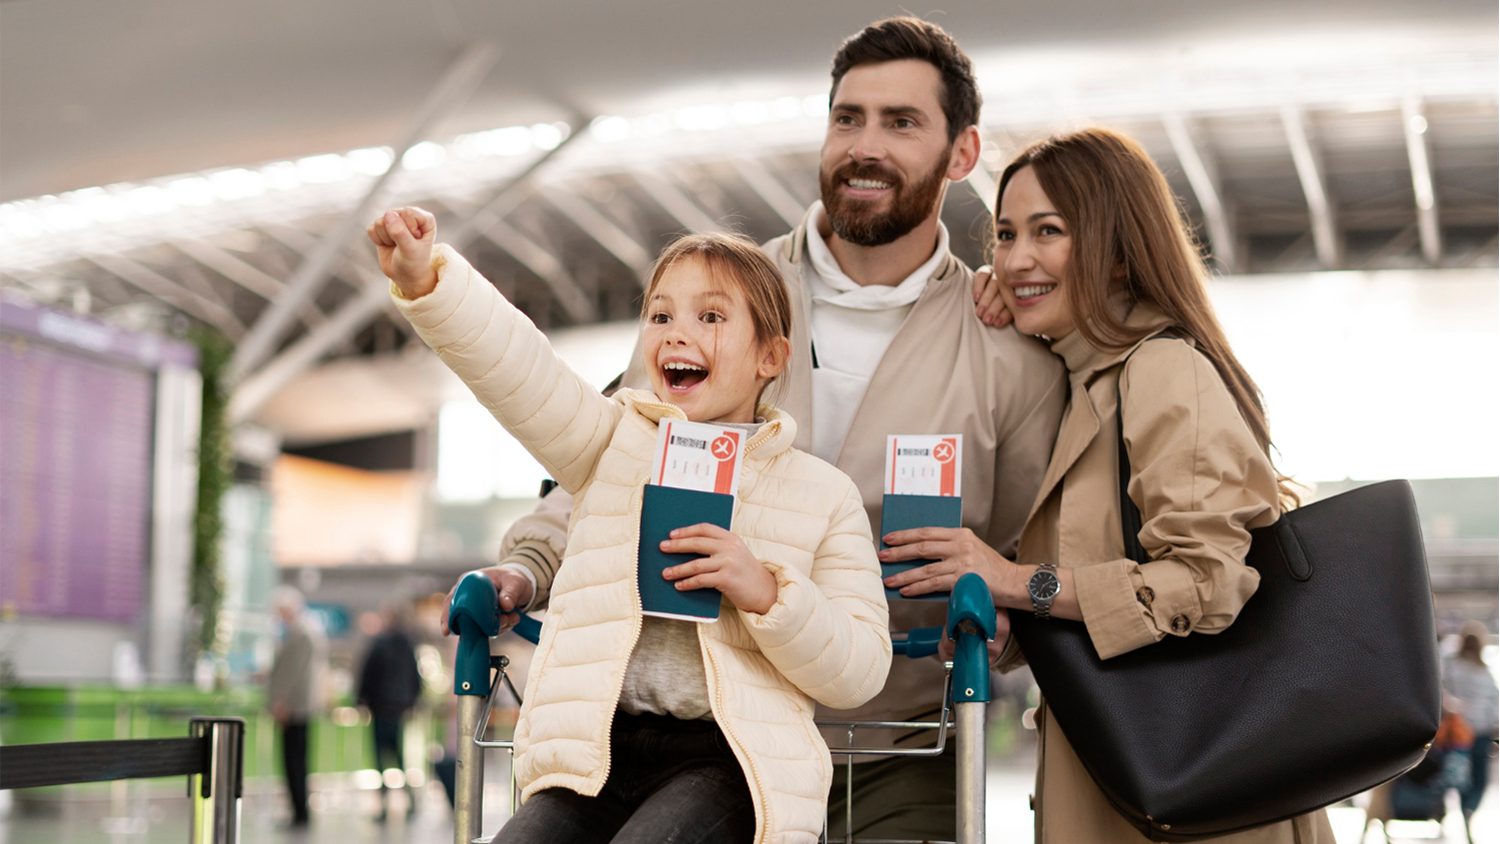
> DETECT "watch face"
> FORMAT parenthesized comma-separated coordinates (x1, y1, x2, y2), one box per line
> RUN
(1029, 570, 1061, 601)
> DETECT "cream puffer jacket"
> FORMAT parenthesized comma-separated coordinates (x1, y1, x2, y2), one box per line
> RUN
(393, 245, 892, 843)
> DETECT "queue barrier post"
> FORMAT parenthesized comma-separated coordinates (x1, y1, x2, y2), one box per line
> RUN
(0, 714, 245, 844)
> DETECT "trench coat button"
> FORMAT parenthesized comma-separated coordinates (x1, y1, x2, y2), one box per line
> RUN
(1136, 586, 1155, 606)
(1170, 615, 1190, 634)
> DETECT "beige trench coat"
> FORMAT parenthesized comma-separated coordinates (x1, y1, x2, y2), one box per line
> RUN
(1014, 303, 1334, 844)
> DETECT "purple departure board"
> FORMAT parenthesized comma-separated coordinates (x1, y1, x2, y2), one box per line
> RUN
(0, 300, 192, 622)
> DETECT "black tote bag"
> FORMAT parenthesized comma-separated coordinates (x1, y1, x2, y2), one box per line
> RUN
(1009, 388, 1441, 840)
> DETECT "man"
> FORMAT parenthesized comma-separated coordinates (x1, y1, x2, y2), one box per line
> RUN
(450, 17, 1065, 838)
(357, 601, 424, 821)
(267, 586, 327, 829)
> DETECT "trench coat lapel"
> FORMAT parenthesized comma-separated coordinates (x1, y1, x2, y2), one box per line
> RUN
(1025, 378, 1100, 524)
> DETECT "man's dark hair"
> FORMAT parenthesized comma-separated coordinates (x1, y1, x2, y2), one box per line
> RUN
(829, 17, 981, 144)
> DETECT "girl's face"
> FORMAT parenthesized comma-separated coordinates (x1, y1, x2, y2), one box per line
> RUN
(994, 166, 1076, 340)
(643, 257, 788, 424)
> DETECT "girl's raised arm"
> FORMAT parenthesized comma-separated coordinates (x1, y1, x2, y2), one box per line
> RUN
(372, 207, 619, 493)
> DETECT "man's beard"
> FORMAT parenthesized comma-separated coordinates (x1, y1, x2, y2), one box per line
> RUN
(820, 156, 948, 247)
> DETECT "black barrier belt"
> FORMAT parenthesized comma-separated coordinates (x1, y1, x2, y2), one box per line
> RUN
(0, 737, 207, 790)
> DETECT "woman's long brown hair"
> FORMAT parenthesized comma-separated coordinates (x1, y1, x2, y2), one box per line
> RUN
(995, 128, 1297, 505)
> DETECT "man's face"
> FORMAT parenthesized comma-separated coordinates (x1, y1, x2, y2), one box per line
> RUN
(820, 59, 956, 246)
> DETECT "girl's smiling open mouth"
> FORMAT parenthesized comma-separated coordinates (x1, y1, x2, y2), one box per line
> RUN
(662, 359, 709, 393)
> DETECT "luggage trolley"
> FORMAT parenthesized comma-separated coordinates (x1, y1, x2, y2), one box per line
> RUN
(448, 571, 998, 844)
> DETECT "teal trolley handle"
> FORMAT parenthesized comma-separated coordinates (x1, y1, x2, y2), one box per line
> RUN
(449, 571, 544, 696)
(450, 571, 543, 844)
(946, 571, 997, 703)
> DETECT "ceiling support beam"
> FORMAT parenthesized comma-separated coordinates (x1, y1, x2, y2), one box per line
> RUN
(259, 223, 400, 297)
(1461, 231, 1499, 266)
(227, 42, 500, 385)
(1368, 224, 1419, 266)
(632, 171, 722, 234)
(83, 253, 245, 338)
(729, 158, 805, 230)
(479, 221, 599, 323)
(1401, 97, 1442, 265)
(1279, 106, 1342, 269)
(540, 190, 653, 276)
(446, 120, 591, 250)
(1163, 113, 1238, 272)
(173, 239, 324, 328)
(227, 281, 402, 423)
(228, 119, 586, 425)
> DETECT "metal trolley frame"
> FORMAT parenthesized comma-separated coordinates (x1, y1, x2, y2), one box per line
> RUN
(448, 572, 998, 844)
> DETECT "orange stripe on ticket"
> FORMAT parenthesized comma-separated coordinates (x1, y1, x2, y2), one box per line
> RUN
(711, 431, 740, 494)
(939, 436, 957, 496)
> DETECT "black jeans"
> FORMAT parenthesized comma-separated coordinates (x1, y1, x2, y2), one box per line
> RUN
(372, 715, 409, 807)
(493, 712, 755, 844)
(281, 721, 310, 824)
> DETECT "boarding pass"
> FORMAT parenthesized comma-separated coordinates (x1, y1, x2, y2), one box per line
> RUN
(885, 434, 962, 496)
(652, 419, 746, 496)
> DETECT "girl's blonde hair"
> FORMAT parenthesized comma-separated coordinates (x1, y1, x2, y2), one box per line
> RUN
(641, 233, 793, 402)
(994, 128, 1297, 505)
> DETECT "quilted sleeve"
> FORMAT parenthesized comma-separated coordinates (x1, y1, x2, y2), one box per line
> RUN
(497, 485, 574, 608)
(391, 244, 620, 494)
(738, 473, 892, 709)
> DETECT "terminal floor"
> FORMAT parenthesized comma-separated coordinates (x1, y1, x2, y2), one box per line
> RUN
(1, 760, 1494, 843)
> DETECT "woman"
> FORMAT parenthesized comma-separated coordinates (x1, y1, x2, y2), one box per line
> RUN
(881, 127, 1334, 842)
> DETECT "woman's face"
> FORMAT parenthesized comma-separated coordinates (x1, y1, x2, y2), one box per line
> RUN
(994, 166, 1076, 339)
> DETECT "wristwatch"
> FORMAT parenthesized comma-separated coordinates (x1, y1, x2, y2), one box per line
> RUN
(1028, 562, 1061, 619)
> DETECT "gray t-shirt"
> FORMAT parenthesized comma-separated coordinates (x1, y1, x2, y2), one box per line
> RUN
(617, 418, 765, 720)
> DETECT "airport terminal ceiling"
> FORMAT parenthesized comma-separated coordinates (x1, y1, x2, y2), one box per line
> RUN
(1, 0, 1496, 441)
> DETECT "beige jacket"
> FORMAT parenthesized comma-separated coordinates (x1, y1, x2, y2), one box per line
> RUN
(502, 209, 1068, 738)
(1017, 303, 1333, 843)
(394, 245, 892, 843)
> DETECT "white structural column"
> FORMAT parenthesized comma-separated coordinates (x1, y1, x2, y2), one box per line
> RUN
(1163, 113, 1239, 272)
(147, 363, 202, 680)
(1280, 106, 1342, 269)
(226, 43, 500, 385)
(1401, 96, 1442, 265)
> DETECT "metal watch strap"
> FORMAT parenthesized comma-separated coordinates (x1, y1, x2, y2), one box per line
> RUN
(1030, 562, 1060, 619)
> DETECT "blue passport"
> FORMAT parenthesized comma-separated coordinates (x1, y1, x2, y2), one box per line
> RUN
(880, 493, 964, 602)
(638, 483, 734, 622)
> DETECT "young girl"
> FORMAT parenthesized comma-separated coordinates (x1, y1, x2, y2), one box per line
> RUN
(369, 207, 891, 844)
(880, 128, 1335, 842)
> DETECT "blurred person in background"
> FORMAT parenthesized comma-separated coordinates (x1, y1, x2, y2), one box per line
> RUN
(441, 15, 1066, 840)
(357, 599, 423, 821)
(267, 585, 328, 830)
(1444, 620, 1498, 843)
(883, 127, 1335, 842)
